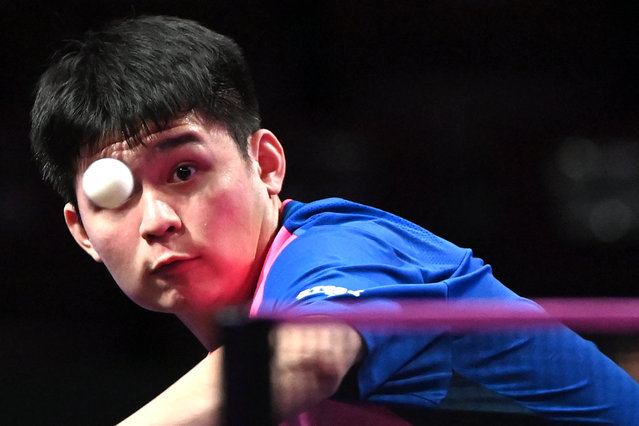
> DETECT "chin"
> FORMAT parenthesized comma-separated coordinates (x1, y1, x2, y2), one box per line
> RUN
(134, 289, 188, 314)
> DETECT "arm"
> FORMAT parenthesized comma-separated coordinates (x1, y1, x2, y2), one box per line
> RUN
(270, 321, 365, 421)
(118, 322, 364, 425)
(117, 349, 224, 426)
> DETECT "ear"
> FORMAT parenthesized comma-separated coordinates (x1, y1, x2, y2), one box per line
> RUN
(248, 129, 286, 196)
(63, 202, 102, 262)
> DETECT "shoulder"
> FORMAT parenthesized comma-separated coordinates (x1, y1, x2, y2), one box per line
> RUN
(280, 198, 467, 261)
(255, 199, 473, 307)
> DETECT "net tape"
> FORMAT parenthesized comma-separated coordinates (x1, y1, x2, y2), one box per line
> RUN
(258, 298, 639, 333)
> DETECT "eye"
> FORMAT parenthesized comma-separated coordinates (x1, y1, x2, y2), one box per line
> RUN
(171, 164, 196, 182)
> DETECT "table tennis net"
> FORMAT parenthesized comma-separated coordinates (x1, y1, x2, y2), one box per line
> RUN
(219, 298, 639, 425)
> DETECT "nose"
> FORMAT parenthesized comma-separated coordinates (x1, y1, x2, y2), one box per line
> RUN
(139, 189, 182, 241)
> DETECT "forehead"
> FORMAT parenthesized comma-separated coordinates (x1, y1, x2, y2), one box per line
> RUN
(77, 114, 231, 172)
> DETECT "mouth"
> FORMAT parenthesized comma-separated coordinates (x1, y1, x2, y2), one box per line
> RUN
(150, 254, 198, 275)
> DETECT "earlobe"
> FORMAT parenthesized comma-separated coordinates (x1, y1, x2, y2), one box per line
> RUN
(63, 203, 102, 262)
(249, 129, 286, 196)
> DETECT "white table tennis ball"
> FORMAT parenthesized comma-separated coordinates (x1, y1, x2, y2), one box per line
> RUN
(82, 158, 134, 209)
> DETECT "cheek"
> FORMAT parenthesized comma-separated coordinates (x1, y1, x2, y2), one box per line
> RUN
(197, 173, 261, 233)
(191, 183, 263, 270)
(208, 191, 260, 240)
(85, 225, 138, 281)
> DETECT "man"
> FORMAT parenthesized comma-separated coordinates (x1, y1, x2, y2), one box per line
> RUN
(30, 15, 639, 424)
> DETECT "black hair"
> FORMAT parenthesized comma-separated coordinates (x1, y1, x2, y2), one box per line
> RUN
(30, 15, 261, 204)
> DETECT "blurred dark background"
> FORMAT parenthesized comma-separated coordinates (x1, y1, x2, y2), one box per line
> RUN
(3, 1, 639, 423)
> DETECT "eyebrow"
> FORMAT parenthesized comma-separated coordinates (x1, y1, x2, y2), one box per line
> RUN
(150, 132, 202, 153)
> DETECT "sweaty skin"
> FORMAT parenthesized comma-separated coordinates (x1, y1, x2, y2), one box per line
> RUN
(65, 113, 284, 348)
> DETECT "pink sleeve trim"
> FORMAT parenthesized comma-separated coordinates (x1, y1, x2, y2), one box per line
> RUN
(249, 219, 298, 317)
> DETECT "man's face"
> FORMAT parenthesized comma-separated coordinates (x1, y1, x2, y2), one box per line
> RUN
(65, 114, 284, 317)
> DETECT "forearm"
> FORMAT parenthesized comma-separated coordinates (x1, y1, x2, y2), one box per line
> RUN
(270, 321, 364, 421)
(117, 322, 363, 425)
(117, 349, 224, 426)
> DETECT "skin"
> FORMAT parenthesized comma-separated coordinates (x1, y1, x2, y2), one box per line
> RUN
(63, 112, 364, 424)
(64, 112, 285, 349)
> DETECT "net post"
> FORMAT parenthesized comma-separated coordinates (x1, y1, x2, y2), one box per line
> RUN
(218, 307, 274, 426)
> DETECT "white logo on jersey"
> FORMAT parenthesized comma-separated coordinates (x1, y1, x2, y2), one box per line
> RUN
(296, 285, 364, 300)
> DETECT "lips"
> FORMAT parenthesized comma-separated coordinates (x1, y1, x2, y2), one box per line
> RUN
(150, 254, 198, 275)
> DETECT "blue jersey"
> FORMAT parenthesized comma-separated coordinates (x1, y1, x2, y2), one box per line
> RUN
(250, 198, 639, 423)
